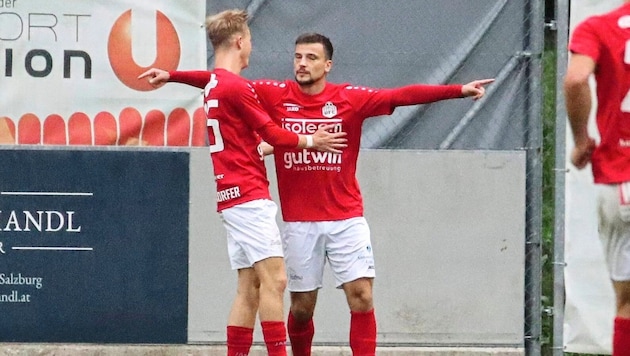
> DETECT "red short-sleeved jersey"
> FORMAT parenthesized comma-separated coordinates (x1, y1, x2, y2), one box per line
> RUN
(570, 2, 630, 183)
(205, 69, 273, 211)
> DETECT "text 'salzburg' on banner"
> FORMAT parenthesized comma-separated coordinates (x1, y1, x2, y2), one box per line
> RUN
(0, 1, 207, 146)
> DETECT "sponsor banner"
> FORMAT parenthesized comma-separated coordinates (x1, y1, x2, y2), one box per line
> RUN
(0, 0, 206, 146)
(0, 148, 189, 343)
(564, 0, 623, 353)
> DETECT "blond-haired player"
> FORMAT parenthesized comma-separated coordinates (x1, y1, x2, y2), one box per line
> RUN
(140, 10, 346, 356)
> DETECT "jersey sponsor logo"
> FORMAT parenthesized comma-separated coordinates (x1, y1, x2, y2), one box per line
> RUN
(281, 117, 343, 171)
(322, 101, 337, 118)
(283, 149, 341, 171)
(281, 117, 342, 134)
(282, 103, 302, 112)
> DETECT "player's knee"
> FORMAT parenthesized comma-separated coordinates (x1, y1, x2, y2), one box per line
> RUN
(350, 294, 373, 310)
(345, 286, 373, 310)
(290, 306, 314, 321)
(268, 272, 287, 295)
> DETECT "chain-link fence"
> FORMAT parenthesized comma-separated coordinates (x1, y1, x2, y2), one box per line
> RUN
(206, 1, 546, 354)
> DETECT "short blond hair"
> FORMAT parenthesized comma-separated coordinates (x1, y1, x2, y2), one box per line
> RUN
(205, 9, 249, 49)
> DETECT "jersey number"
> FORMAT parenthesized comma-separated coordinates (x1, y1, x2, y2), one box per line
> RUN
(205, 73, 225, 153)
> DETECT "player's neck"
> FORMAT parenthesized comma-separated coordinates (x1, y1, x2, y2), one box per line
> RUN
(298, 80, 326, 96)
(213, 51, 244, 75)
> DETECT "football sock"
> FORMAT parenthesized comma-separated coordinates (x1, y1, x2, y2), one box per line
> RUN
(261, 320, 288, 356)
(350, 309, 377, 356)
(288, 311, 315, 356)
(614, 316, 630, 356)
(226, 325, 253, 356)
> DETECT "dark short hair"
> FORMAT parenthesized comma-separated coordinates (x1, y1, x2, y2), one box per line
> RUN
(295, 33, 334, 60)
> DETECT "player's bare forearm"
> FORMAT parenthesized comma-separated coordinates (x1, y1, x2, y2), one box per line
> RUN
(564, 53, 596, 148)
(564, 81, 592, 147)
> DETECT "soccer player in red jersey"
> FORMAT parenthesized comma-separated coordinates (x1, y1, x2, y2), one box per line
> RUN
(254, 33, 492, 356)
(140, 11, 346, 356)
(565, 2, 630, 354)
(142, 33, 491, 355)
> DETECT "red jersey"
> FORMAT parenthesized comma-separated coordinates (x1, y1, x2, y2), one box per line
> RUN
(569, 2, 630, 183)
(204, 68, 273, 211)
(253, 80, 462, 221)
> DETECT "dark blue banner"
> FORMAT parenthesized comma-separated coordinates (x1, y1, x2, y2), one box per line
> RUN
(0, 148, 189, 344)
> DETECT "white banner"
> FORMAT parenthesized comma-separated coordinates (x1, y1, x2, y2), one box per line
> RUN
(0, 0, 206, 146)
(564, 0, 623, 353)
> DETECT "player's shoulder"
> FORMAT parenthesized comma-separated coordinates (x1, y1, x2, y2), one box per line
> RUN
(341, 83, 378, 91)
(250, 79, 291, 89)
(213, 69, 247, 88)
(338, 83, 380, 97)
(582, 4, 629, 27)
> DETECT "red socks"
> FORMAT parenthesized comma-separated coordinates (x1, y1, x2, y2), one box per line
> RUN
(261, 320, 288, 356)
(350, 309, 377, 356)
(614, 317, 630, 356)
(227, 325, 253, 356)
(288, 312, 315, 356)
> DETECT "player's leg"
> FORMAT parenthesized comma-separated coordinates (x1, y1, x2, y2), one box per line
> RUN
(597, 184, 630, 356)
(326, 217, 376, 355)
(254, 256, 289, 356)
(288, 290, 318, 356)
(282, 221, 326, 356)
(342, 277, 374, 312)
(227, 267, 259, 356)
(343, 277, 376, 356)
(221, 199, 287, 355)
(613, 281, 630, 356)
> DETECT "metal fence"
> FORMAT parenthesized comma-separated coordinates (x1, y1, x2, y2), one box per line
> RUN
(205, 1, 546, 354)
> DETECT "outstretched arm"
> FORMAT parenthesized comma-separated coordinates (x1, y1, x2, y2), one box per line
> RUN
(388, 78, 493, 107)
(138, 68, 211, 89)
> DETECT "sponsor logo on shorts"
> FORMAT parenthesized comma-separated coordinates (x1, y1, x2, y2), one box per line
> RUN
(288, 268, 303, 281)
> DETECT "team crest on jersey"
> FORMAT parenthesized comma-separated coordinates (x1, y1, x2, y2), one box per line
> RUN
(322, 102, 337, 118)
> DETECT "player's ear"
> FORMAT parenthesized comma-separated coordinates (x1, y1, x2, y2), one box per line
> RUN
(324, 59, 333, 73)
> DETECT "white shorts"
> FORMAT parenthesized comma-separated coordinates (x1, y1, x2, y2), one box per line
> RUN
(282, 217, 375, 291)
(597, 183, 630, 281)
(219, 199, 283, 270)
